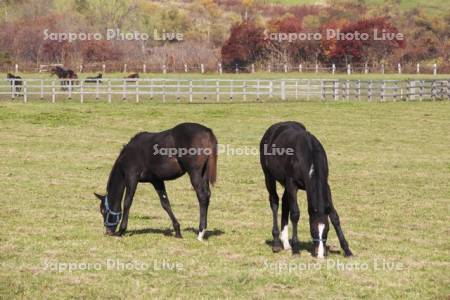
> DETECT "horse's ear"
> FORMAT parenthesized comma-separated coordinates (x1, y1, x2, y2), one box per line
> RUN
(94, 192, 105, 201)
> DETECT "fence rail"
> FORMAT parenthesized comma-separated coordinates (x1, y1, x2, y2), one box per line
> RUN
(1, 78, 449, 103)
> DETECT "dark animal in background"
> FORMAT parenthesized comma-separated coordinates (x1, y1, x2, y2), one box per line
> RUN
(125, 73, 139, 82)
(94, 123, 218, 241)
(85, 73, 103, 84)
(260, 121, 352, 258)
(7, 73, 22, 96)
(50, 66, 79, 90)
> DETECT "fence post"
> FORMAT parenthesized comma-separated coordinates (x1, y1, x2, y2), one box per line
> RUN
(23, 80, 27, 103)
(281, 80, 286, 100)
(333, 81, 339, 101)
(123, 64, 127, 73)
(368, 81, 373, 101)
(394, 81, 399, 101)
(269, 80, 273, 99)
(356, 80, 361, 101)
(332, 64, 336, 75)
(79, 65, 83, 73)
(398, 63, 402, 74)
(284, 64, 288, 73)
(184, 64, 188, 73)
(230, 80, 233, 100)
(346, 80, 350, 100)
(102, 64, 106, 73)
(201, 64, 205, 74)
(150, 79, 154, 99)
(143, 64, 146, 73)
(235, 65, 239, 74)
(295, 80, 298, 100)
(68, 80, 72, 100)
(162, 81, 166, 102)
(216, 80, 220, 102)
(189, 80, 193, 102)
(347, 64, 351, 75)
(433, 64, 437, 76)
(364, 63, 369, 74)
(381, 64, 385, 74)
(257, 80, 261, 101)
(243, 81, 247, 101)
(108, 80, 112, 103)
(11, 80, 15, 100)
(218, 63, 222, 75)
(15, 64, 19, 73)
(416, 63, 420, 74)
(52, 80, 56, 103)
(122, 79, 126, 100)
(381, 80, 385, 101)
(163, 65, 167, 74)
(136, 80, 139, 103)
(268, 64, 271, 73)
(251, 64, 255, 73)
(299, 64, 302, 73)
(96, 80, 100, 100)
(315, 64, 319, 74)
(80, 81, 84, 103)
(321, 80, 325, 101)
(40, 79, 44, 100)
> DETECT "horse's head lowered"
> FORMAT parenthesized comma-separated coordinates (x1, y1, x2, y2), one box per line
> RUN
(94, 192, 121, 235)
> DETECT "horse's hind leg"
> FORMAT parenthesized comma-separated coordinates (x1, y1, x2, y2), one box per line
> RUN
(153, 181, 182, 238)
(329, 205, 353, 257)
(280, 190, 291, 250)
(264, 173, 282, 252)
(189, 171, 210, 241)
(285, 179, 300, 254)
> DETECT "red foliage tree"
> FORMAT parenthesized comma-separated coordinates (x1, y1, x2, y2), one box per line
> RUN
(221, 22, 267, 71)
(321, 17, 405, 64)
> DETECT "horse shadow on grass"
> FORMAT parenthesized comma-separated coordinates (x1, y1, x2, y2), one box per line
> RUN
(184, 227, 225, 240)
(126, 227, 225, 240)
(265, 239, 342, 256)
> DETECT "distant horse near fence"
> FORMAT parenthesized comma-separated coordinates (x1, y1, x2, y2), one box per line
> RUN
(50, 66, 79, 90)
(6, 73, 22, 96)
(85, 73, 103, 84)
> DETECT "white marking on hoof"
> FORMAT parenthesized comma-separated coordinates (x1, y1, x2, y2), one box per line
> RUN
(317, 223, 325, 258)
(309, 164, 315, 178)
(197, 230, 205, 241)
(281, 225, 291, 250)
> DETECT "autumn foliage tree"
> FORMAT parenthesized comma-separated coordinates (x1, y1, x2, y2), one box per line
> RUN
(221, 22, 267, 71)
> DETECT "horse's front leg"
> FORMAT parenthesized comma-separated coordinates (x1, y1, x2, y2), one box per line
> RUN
(116, 178, 137, 236)
(153, 181, 182, 238)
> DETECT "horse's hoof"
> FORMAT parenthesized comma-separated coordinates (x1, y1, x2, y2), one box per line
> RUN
(175, 233, 183, 239)
(344, 250, 353, 257)
(291, 244, 300, 255)
(272, 243, 283, 253)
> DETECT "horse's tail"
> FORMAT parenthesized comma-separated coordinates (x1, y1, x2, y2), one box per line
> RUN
(207, 131, 218, 186)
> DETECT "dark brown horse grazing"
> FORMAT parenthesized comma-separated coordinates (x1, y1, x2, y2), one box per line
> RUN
(85, 73, 102, 84)
(260, 121, 352, 258)
(50, 66, 78, 90)
(7, 73, 22, 95)
(94, 123, 218, 240)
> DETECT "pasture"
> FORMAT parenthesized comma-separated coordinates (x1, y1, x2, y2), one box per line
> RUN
(0, 99, 449, 298)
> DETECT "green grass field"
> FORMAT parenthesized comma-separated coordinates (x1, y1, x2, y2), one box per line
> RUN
(261, 0, 446, 15)
(0, 100, 449, 298)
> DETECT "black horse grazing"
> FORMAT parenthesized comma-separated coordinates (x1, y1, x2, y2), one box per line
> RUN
(94, 123, 218, 240)
(260, 121, 352, 258)
(7, 73, 22, 95)
(50, 66, 78, 90)
(85, 73, 102, 84)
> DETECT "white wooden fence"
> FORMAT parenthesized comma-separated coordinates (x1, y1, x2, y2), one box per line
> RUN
(1, 78, 449, 102)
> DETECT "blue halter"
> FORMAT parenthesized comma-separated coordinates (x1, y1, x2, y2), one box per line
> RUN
(104, 195, 121, 227)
